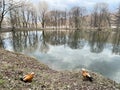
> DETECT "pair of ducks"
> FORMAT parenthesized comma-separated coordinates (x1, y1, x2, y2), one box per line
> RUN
(20, 68, 93, 83)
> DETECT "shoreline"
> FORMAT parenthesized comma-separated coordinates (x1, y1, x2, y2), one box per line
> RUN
(0, 27, 117, 32)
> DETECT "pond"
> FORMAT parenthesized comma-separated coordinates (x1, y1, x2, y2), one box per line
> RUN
(0, 30, 120, 83)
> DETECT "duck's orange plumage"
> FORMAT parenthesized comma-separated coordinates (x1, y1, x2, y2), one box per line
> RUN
(20, 72, 34, 82)
(81, 68, 93, 82)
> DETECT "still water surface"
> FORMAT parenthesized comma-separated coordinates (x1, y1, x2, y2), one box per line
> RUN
(1, 30, 120, 83)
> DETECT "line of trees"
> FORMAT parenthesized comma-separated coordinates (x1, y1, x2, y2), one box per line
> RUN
(90, 3, 111, 29)
(0, 0, 120, 30)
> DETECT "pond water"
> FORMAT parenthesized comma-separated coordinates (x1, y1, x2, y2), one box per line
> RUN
(0, 30, 120, 83)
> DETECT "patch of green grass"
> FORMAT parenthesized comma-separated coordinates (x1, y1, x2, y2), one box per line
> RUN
(0, 79, 5, 85)
(0, 74, 2, 78)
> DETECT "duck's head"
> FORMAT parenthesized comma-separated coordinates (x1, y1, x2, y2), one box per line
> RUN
(81, 68, 86, 71)
(31, 72, 35, 75)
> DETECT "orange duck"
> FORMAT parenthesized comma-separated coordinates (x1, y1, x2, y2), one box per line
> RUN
(81, 68, 93, 82)
(20, 72, 34, 82)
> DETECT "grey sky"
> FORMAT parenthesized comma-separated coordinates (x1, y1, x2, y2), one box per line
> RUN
(31, 0, 120, 11)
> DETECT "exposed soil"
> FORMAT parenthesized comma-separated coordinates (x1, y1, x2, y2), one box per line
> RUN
(0, 48, 120, 90)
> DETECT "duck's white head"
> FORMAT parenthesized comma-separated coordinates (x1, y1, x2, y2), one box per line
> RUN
(81, 68, 86, 71)
(31, 72, 35, 75)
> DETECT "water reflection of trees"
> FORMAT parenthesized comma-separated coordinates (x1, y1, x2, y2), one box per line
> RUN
(12, 31, 39, 52)
(42, 30, 85, 49)
(88, 31, 110, 53)
(0, 33, 4, 48)
(10, 30, 120, 54)
(2, 30, 120, 55)
(39, 31, 49, 53)
(112, 31, 120, 55)
(43, 31, 67, 45)
(67, 30, 85, 49)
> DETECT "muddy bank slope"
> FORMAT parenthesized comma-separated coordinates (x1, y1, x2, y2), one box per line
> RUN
(0, 49, 120, 90)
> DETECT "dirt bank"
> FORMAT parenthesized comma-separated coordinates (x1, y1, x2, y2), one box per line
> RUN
(0, 49, 120, 90)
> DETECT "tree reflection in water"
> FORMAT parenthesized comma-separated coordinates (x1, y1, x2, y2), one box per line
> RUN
(40, 31, 49, 53)
(112, 30, 120, 55)
(67, 30, 85, 49)
(11, 31, 39, 53)
(0, 30, 120, 55)
(88, 31, 110, 53)
(43, 30, 67, 46)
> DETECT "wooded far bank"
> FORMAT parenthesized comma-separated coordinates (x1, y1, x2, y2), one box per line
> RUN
(1, 0, 120, 31)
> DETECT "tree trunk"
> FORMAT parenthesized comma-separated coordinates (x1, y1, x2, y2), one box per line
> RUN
(0, 17, 4, 29)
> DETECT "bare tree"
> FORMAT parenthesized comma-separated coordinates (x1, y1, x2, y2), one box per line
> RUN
(45, 10, 58, 29)
(31, 7, 38, 28)
(51, 10, 58, 29)
(46, 10, 67, 29)
(38, 1, 48, 28)
(69, 6, 86, 29)
(115, 4, 120, 30)
(91, 3, 110, 30)
(0, 0, 22, 29)
(20, 1, 32, 28)
(6, 0, 38, 29)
